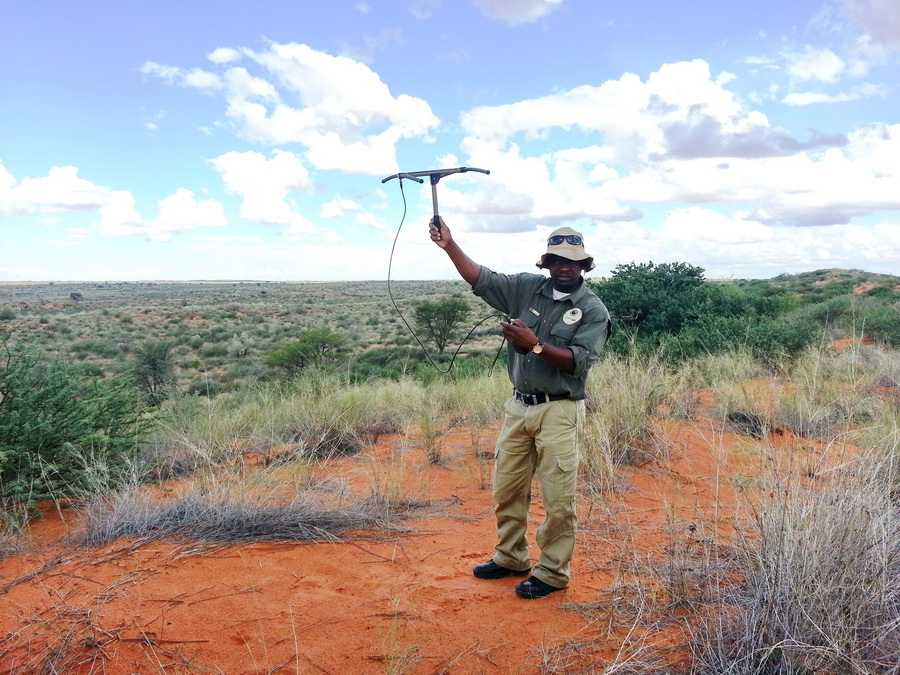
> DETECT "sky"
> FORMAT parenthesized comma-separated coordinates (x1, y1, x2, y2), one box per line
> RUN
(2, 0, 899, 282)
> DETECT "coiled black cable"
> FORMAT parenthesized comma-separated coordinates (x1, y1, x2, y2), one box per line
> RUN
(386, 178, 508, 375)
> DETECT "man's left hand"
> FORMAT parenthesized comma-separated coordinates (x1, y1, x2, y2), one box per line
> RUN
(499, 319, 539, 352)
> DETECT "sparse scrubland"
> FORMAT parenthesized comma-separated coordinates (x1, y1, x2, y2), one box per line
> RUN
(1, 268, 899, 672)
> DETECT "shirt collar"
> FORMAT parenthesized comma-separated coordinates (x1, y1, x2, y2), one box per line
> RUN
(538, 275, 587, 302)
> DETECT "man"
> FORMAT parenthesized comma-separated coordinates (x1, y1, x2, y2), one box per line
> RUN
(429, 217, 610, 599)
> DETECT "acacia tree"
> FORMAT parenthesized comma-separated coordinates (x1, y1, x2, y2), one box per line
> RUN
(412, 297, 471, 354)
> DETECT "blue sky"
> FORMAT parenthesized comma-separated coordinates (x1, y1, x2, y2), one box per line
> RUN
(2, 0, 899, 282)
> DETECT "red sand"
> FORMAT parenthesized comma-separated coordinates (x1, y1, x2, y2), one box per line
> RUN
(0, 410, 839, 674)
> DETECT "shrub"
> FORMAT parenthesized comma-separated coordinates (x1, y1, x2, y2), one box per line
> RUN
(266, 329, 347, 378)
(591, 263, 818, 363)
(131, 340, 175, 406)
(862, 303, 900, 347)
(69, 339, 120, 359)
(658, 315, 817, 365)
(227, 331, 255, 358)
(347, 347, 421, 382)
(200, 342, 229, 358)
(0, 339, 151, 506)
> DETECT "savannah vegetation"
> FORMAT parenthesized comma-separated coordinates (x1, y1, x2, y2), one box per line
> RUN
(1, 267, 899, 673)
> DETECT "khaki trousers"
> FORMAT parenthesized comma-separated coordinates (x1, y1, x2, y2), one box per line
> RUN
(490, 396, 582, 589)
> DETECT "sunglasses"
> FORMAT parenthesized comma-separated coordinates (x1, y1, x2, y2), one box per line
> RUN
(547, 234, 583, 246)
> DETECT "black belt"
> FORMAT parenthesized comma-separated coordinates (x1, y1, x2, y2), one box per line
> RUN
(514, 390, 570, 406)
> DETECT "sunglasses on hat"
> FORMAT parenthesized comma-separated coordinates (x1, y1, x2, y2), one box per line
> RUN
(548, 234, 583, 246)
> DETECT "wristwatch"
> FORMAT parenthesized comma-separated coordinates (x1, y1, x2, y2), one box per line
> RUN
(531, 340, 544, 354)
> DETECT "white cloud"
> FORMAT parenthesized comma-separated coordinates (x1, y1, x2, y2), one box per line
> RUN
(174, 235, 410, 281)
(98, 188, 227, 241)
(545, 211, 900, 280)
(48, 239, 83, 248)
(208, 149, 315, 233)
(473, 0, 565, 26)
(141, 62, 222, 91)
(0, 163, 227, 242)
(439, 47, 470, 64)
(208, 47, 242, 64)
(409, 0, 440, 20)
(355, 211, 382, 229)
(154, 188, 228, 240)
(145, 42, 439, 176)
(648, 207, 900, 278)
(456, 60, 858, 230)
(97, 191, 144, 236)
(783, 83, 885, 105)
(715, 71, 737, 86)
(140, 61, 181, 83)
(344, 26, 405, 63)
(0, 164, 110, 215)
(843, 0, 900, 51)
(320, 195, 362, 218)
(783, 46, 846, 83)
(183, 68, 222, 89)
(0, 162, 14, 191)
(461, 61, 832, 165)
(603, 123, 900, 227)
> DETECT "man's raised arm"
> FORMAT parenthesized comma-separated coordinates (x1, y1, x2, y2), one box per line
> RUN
(429, 217, 482, 287)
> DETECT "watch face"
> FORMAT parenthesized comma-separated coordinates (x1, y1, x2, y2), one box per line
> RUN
(532, 342, 544, 354)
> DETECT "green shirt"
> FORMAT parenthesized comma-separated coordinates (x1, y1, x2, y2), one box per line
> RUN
(473, 267, 610, 400)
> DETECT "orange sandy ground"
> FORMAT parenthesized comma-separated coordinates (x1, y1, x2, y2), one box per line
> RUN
(0, 408, 843, 674)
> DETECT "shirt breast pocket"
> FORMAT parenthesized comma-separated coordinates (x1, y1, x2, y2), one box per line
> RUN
(517, 310, 541, 332)
(550, 319, 579, 346)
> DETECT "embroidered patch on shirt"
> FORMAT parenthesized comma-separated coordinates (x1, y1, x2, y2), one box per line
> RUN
(563, 308, 583, 325)
(528, 307, 540, 316)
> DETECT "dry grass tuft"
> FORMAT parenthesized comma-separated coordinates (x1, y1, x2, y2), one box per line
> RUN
(582, 355, 676, 482)
(0, 505, 29, 560)
(71, 481, 423, 548)
(690, 466, 900, 674)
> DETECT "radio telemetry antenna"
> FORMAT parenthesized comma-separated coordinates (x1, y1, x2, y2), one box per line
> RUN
(381, 164, 502, 374)
(382, 166, 490, 232)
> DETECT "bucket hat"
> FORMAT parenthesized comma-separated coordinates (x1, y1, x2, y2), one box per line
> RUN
(536, 227, 595, 271)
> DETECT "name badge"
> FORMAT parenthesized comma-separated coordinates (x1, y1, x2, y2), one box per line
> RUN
(563, 308, 582, 325)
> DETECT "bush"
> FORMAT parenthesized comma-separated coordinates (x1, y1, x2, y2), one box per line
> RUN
(132, 340, 175, 406)
(661, 315, 819, 365)
(592, 261, 707, 343)
(861, 303, 900, 347)
(0, 339, 151, 506)
(266, 329, 347, 378)
(591, 262, 815, 362)
(346, 347, 421, 382)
